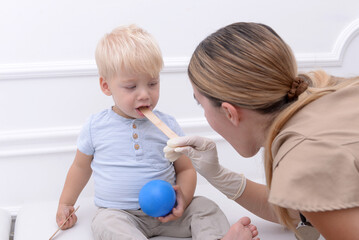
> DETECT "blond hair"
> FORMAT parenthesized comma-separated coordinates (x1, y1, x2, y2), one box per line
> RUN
(188, 22, 359, 232)
(95, 24, 163, 79)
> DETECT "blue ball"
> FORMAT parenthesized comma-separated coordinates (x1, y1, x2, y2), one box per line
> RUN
(139, 180, 176, 217)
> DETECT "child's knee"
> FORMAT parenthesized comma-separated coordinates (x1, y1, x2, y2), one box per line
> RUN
(189, 196, 222, 214)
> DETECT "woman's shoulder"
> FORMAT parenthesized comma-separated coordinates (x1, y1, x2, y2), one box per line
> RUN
(270, 136, 359, 212)
(274, 83, 359, 163)
(271, 82, 359, 210)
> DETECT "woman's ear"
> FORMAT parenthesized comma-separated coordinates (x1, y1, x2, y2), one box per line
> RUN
(221, 102, 241, 127)
(99, 77, 112, 96)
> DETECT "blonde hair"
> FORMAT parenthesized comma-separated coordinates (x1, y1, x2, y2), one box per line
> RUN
(188, 22, 359, 232)
(95, 24, 163, 79)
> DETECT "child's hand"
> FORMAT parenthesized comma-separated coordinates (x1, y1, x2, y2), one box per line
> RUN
(56, 204, 78, 230)
(157, 185, 185, 223)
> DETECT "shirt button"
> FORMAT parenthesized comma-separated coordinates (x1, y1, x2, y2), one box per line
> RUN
(132, 123, 137, 129)
(133, 133, 138, 139)
(134, 144, 140, 150)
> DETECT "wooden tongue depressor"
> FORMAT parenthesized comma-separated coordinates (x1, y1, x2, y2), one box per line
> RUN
(139, 107, 178, 139)
(49, 206, 80, 240)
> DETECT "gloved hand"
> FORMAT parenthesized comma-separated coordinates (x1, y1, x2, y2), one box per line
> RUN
(164, 136, 246, 200)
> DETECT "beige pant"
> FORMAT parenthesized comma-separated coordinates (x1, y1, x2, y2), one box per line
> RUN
(91, 196, 230, 240)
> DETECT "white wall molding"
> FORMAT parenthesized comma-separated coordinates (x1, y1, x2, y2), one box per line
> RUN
(296, 18, 359, 68)
(2, 206, 20, 218)
(1, 19, 359, 80)
(162, 57, 190, 73)
(0, 127, 79, 158)
(0, 60, 98, 80)
(0, 57, 190, 80)
(0, 118, 222, 158)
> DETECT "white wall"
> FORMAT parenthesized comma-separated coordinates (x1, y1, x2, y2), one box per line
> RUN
(1, 0, 359, 216)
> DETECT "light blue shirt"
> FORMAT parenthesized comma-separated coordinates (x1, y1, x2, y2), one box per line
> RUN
(77, 108, 184, 210)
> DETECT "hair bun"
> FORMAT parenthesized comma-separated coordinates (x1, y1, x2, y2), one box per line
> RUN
(287, 76, 309, 101)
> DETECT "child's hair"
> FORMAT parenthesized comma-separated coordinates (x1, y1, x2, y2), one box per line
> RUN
(95, 24, 163, 79)
(188, 22, 359, 233)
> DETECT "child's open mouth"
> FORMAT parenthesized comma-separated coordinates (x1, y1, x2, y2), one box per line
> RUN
(137, 106, 149, 116)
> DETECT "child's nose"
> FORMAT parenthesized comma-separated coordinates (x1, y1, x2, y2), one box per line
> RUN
(138, 88, 150, 100)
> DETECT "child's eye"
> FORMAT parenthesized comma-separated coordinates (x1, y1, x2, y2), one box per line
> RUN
(125, 85, 136, 89)
(149, 82, 158, 87)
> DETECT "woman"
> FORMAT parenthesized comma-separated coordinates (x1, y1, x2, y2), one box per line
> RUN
(164, 22, 359, 240)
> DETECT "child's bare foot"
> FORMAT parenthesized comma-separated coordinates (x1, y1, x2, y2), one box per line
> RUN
(222, 217, 259, 240)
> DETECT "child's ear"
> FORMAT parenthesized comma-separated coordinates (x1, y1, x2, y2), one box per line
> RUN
(99, 77, 112, 96)
(221, 102, 241, 127)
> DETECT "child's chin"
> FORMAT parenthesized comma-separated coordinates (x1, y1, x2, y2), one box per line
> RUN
(135, 113, 145, 119)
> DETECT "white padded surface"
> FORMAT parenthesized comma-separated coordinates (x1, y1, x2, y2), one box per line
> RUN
(0, 208, 11, 240)
(14, 198, 189, 240)
(14, 184, 303, 240)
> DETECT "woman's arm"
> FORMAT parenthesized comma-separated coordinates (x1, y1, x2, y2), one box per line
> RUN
(234, 179, 278, 222)
(235, 179, 299, 223)
(303, 207, 359, 240)
(165, 136, 299, 224)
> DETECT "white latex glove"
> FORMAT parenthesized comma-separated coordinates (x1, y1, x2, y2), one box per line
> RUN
(164, 136, 246, 200)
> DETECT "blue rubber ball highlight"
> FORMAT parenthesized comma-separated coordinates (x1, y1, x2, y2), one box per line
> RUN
(139, 180, 176, 217)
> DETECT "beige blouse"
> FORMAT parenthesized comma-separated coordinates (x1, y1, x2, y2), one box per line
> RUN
(269, 83, 359, 211)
